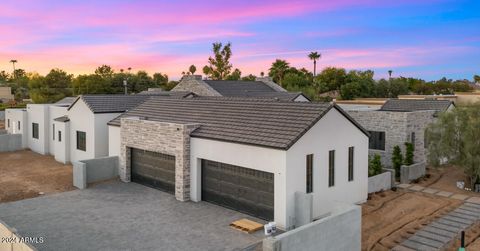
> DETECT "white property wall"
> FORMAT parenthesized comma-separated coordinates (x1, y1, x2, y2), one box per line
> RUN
(48, 105, 68, 155)
(108, 125, 121, 156)
(27, 104, 49, 155)
(189, 138, 288, 228)
(68, 99, 96, 162)
(286, 108, 369, 222)
(4, 109, 28, 148)
(94, 113, 121, 158)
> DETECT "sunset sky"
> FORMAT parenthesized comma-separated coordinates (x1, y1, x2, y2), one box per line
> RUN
(0, 0, 479, 80)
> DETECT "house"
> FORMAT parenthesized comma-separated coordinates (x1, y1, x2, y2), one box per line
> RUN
(344, 99, 454, 167)
(171, 75, 310, 101)
(5, 97, 74, 151)
(107, 97, 369, 230)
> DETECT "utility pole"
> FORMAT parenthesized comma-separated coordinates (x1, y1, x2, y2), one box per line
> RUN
(10, 59, 17, 79)
(124, 67, 132, 95)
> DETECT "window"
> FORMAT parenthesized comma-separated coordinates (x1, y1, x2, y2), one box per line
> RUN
(32, 123, 39, 139)
(306, 154, 313, 193)
(410, 132, 416, 144)
(348, 147, 354, 181)
(17, 121, 20, 130)
(53, 124, 55, 140)
(76, 131, 86, 151)
(368, 131, 385, 150)
(7, 119, 10, 128)
(328, 150, 335, 187)
(58, 131, 62, 142)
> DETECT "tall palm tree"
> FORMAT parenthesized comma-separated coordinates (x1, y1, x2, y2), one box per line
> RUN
(308, 52, 321, 76)
(269, 59, 290, 87)
(388, 70, 393, 79)
(10, 59, 17, 79)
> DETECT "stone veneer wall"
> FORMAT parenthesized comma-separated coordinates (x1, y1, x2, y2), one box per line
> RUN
(119, 117, 200, 201)
(171, 75, 221, 96)
(347, 110, 435, 167)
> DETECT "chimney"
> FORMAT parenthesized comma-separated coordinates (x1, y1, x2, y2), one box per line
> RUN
(255, 76, 287, 92)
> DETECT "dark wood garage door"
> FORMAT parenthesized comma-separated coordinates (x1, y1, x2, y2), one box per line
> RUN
(130, 148, 175, 194)
(201, 159, 274, 220)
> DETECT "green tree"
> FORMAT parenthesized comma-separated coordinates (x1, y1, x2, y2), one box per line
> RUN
(404, 142, 415, 166)
(225, 68, 241, 80)
(189, 65, 197, 75)
(308, 51, 321, 76)
(314, 67, 347, 93)
(203, 42, 232, 80)
(339, 70, 375, 100)
(94, 65, 114, 79)
(29, 69, 72, 103)
(268, 59, 290, 87)
(241, 74, 257, 81)
(369, 154, 383, 177)
(474, 75, 480, 83)
(392, 145, 403, 179)
(426, 103, 480, 186)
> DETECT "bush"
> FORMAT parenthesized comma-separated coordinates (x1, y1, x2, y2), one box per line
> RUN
(392, 145, 403, 179)
(369, 154, 383, 177)
(404, 142, 414, 165)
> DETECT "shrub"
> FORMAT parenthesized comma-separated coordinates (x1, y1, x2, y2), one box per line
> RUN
(368, 154, 383, 177)
(404, 142, 414, 165)
(392, 145, 403, 179)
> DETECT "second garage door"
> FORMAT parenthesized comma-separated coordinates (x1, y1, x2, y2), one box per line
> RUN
(130, 148, 175, 194)
(201, 159, 274, 220)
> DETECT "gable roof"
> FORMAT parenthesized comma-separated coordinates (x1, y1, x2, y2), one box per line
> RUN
(380, 99, 454, 112)
(68, 92, 192, 114)
(55, 97, 77, 105)
(109, 97, 368, 150)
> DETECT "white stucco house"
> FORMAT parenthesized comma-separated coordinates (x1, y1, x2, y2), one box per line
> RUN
(108, 97, 369, 230)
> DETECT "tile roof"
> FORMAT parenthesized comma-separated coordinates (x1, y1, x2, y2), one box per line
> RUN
(380, 99, 454, 112)
(109, 97, 367, 149)
(55, 97, 77, 105)
(68, 92, 192, 113)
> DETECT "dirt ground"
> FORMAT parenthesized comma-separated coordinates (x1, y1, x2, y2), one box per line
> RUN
(0, 120, 4, 129)
(0, 150, 74, 203)
(418, 165, 479, 196)
(362, 189, 461, 250)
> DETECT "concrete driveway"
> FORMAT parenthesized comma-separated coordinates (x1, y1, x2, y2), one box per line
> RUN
(0, 181, 266, 251)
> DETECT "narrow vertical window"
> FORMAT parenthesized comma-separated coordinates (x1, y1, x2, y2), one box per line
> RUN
(328, 150, 335, 187)
(7, 119, 10, 128)
(76, 131, 86, 151)
(348, 147, 354, 181)
(17, 121, 20, 130)
(306, 154, 313, 193)
(32, 123, 39, 139)
(58, 131, 62, 142)
(53, 124, 55, 140)
(411, 132, 416, 144)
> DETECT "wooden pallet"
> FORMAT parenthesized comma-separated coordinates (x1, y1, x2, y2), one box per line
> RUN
(230, 219, 264, 234)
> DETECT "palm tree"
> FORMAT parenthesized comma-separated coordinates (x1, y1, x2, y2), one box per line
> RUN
(388, 70, 393, 79)
(308, 52, 321, 76)
(10, 59, 17, 79)
(269, 59, 290, 87)
(189, 65, 197, 75)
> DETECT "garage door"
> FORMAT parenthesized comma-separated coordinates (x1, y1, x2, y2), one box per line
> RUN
(131, 148, 175, 194)
(201, 159, 274, 220)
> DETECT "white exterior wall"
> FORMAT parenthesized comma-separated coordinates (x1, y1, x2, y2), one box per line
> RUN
(5, 109, 28, 148)
(108, 125, 121, 156)
(293, 95, 310, 102)
(26, 104, 50, 155)
(190, 138, 288, 228)
(94, 113, 121, 158)
(48, 106, 68, 155)
(68, 100, 96, 162)
(53, 121, 70, 164)
(286, 108, 369, 221)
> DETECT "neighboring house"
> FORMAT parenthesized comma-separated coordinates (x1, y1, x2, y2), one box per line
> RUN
(344, 99, 454, 167)
(108, 97, 369, 230)
(171, 75, 310, 101)
(0, 86, 14, 102)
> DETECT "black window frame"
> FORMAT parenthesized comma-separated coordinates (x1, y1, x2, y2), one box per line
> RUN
(32, 123, 39, 139)
(7, 119, 10, 128)
(411, 132, 416, 144)
(306, 154, 313, 193)
(328, 150, 335, 187)
(53, 124, 55, 140)
(17, 121, 20, 130)
(348, 147, 354, 182)
(76, 131, 86, 151)
(368, 131, 386, 151)
(58, 131, 62, 142)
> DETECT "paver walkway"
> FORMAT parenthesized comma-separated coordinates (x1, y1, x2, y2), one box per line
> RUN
(393, 184, 480, 251)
